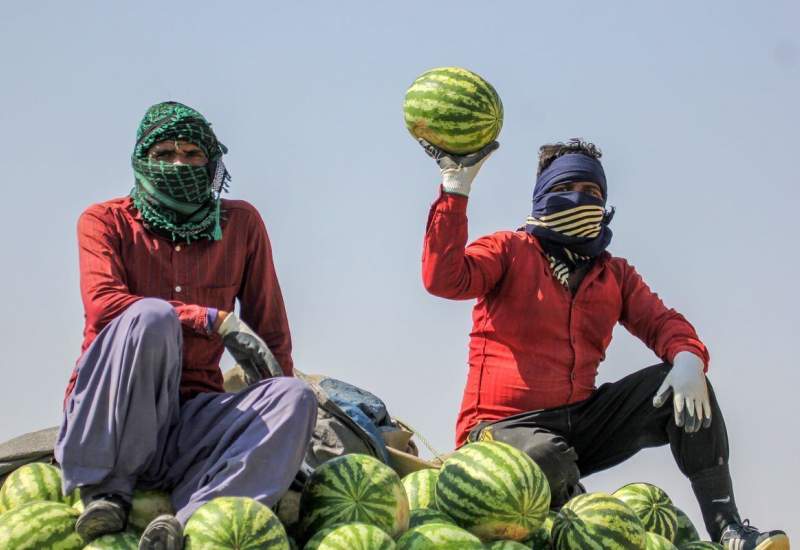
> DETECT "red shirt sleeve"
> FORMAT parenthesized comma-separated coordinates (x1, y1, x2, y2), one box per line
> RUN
(617, 259, 711, 370)
(237, 206, 294, 376)
(421, 189, 507, 300)
(78, 206, 210, 335)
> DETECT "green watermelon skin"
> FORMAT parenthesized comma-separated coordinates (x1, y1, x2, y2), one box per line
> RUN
(303, 522, 396, 550)
(0, 500, 85, 549)
(677, 542, 724, 549)
(646, 531, 678, 550)
(184, 496, 289, 550)
(613, 483, 678, 542)
(0, 463, 66, 513)
(127, 489, 174, 532)
(83, 531, 140, 549)
(672, 506, 701, 546)
(552, 493, 646, 550)
(403, 66, 503, 155)
(401, 469, 439, 510)
(395, 522, 484, 550)
(524, 509, 557, 549)
(408, 508, 453, 529)
(485, 540, 532, 549)
(299, 454, 410, 540)
(435, 441, 551, 542)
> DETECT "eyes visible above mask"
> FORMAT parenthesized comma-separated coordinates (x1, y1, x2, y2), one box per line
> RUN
(549, 181, 604, 200)
(147, 140, 208, 166)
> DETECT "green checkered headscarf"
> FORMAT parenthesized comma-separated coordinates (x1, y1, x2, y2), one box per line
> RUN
(131, 101, 230, 242)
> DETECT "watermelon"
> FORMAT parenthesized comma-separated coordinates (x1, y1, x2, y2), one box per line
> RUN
(551, 492, 646, 550)
(485, 541, 531, 549)
(646, 531, 678, 550)
(395, 522, 483, 550)
(304, 522, 396, 550)
(403, 67, 503, 155)
(83, 531, 140, 549)
(613, 482, 677, 541)
(128, 489, 174, 532)
(435, 441, 550, 542)
(524, 509, 557, 549)
(0, 500, 85, 549)
(672, 506, 701, 545)
(299, 454, 409, 540)
(184, 496, 289, 550)
(408, 508, 453, 529)
(677, 542, 724, 549)
(0, 462, 66, 513)
(401, 469, 439, 510)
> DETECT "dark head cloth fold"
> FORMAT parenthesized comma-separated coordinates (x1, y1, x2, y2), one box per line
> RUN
(533, 153, 607, 200)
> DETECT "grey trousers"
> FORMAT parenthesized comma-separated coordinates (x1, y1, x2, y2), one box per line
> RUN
(55, 298, 317, 524)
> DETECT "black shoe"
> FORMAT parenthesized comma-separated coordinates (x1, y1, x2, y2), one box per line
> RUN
(719, 519, 789, 550)
(138, 514, 184, 550)
(75, 493, 129, 541)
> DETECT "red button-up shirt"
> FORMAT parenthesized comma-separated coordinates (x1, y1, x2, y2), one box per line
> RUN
(422, 192, 709, 447)
(66, 196, 293, 403)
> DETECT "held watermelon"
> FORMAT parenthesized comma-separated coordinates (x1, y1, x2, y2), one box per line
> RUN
(646, 531, 678, 550)
(401, 469, 439, 510)
(613, 482, 678, 541)
(403, 67, 503, 155)
(299, 454, 409, 540)
(551, 492, 646, 550)
(0, 500, 85, 549)
(184, 496, 289, 550)
(395, 522, 484, 550)
(83, 531, 140, 549)
(0, 462, 66, 513)
(435, 441, 551, 542)
(304, 522, 396, 550)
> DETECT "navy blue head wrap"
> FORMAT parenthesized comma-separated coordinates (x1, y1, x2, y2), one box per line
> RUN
(525, 153, 615, 268)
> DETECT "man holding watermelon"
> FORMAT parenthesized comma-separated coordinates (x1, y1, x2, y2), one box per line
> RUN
(56, 101, 317, 549)
(418, 137, 787, 548)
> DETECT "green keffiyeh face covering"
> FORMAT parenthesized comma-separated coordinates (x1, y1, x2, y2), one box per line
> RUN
(131, 101, 230, 242)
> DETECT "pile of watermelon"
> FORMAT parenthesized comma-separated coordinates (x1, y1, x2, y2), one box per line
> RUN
(0, 442, 724, 549)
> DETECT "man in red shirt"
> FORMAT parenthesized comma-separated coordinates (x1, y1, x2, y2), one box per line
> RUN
(419, 138, 786, 549)
(56, 102, 316, 550)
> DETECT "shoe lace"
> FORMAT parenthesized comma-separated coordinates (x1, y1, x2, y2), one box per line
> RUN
(734, 519, 760, 536)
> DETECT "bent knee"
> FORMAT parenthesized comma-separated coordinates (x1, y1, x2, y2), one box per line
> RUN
(128, 298, 179, 336)
(258, 377, 318, 417)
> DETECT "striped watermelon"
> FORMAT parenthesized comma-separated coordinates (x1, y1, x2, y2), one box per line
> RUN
(646, 531, 678, 550)
(304, 523, 396, 550)
(485, 541, 532, 549)
(672, 506, 701, 546)
(408, 508, 453, 529)
(613, 483, 677, 541)
(551, 492, 646, 550)
(0, 500, 85, 549)
(401, 469, 439, 510)
(524, 509, 557, 549)
(403, 67, 503, 155)
(184, 496, 289, 550)
(435, 441, 550, 542)
(395, 522, 484, 550)
(0, 462, 66, 513)
(128, 489, 174, 532)
(83, 531, 140, 549)
(299, 454, 409, 540)
(677, 542, 724, 549)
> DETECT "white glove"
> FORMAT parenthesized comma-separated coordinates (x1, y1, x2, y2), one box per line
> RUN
(653, 351, 712, 433)
(418, 138, 499, 197)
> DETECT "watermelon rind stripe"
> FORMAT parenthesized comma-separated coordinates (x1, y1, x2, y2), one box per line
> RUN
(0, 501, 83, 550)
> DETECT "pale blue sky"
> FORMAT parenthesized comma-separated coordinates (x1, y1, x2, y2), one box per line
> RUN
(1, 0, 797, 537)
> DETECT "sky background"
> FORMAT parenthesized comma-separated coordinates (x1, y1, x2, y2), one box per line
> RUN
(1, 0, 798, 538)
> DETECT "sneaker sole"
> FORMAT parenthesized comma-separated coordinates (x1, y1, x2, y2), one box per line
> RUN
(75, 511, 126, 541)
(755, 534, 790, 550)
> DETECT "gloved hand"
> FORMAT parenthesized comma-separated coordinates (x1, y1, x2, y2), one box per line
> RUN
(418, 138, 499, 197)
(652, 351, 712, 433)
(217, 313, 284, 384)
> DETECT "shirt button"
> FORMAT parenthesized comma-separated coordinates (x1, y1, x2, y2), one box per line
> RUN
(175, 285, 182, 293)
(175, 245, 182, 252)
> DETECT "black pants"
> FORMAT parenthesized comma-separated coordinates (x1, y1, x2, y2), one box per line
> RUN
(468, 364, 730, 510)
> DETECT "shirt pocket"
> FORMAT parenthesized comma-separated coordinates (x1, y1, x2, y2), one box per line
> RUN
(198, 284, 238, 312)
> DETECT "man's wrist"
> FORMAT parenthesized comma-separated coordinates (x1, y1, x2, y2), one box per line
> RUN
(214, 310, 230, 333)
